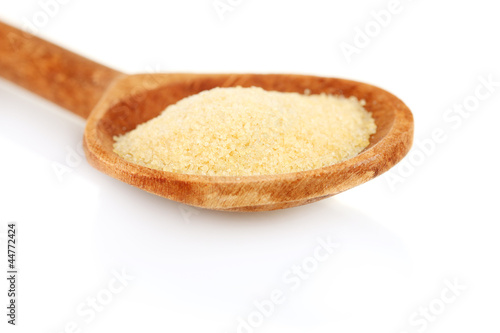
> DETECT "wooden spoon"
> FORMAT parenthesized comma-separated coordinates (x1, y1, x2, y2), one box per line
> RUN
(0, 21, 413, 211)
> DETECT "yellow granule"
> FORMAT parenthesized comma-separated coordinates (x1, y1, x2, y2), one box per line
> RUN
(113, 87, 376, 176)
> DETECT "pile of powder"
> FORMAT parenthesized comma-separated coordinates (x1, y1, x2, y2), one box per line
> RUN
(113, 87, 376, 176)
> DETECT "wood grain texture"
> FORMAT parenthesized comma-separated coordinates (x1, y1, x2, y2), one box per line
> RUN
(0, 21, 414, 211)
(0, 21, 122, 118)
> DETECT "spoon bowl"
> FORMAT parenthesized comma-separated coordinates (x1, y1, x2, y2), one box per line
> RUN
(0, 21, 413, 211)
(84, 73, 413, 211)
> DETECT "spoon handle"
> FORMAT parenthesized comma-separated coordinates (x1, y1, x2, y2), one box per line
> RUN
(0, 21, 123, 119)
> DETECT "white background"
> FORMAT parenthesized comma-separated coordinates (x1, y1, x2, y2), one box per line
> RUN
(1, 0, 499, 332)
